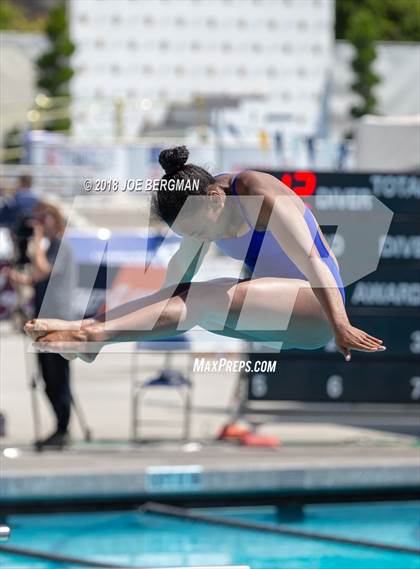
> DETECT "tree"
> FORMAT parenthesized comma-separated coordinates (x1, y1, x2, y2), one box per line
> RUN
(336, 0, 420, 122)
(36, 2, 75, 131)
(347, 8, 381, 118)
(336, 0, 420, 42)
(0, 0, 46, 31)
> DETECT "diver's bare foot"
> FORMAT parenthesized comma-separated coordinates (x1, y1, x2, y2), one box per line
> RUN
(24, 318, 89, 341)
(32, 320, 104, 363)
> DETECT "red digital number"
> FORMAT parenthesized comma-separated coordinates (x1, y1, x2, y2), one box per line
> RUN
(280, 171, 317, 196)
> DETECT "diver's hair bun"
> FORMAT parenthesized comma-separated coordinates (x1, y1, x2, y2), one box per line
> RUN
(159, 146, 189, 175)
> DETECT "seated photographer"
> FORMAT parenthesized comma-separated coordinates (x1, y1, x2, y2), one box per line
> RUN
(6, 202, 76, 449)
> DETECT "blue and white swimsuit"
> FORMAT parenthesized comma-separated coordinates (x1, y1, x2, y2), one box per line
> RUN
(214, 174, 346, 304)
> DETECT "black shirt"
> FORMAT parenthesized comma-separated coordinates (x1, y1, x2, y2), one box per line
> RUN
(34, 238, 77, 320)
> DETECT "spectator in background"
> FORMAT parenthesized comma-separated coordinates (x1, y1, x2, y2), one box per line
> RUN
(6, 202, 77, 449)
(0, 176, 39, 267)
(337, 139, 350, 171)
(0, 175, 38, 228)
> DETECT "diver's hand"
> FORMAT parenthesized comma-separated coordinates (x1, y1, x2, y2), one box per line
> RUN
(334, 323, 386, 362)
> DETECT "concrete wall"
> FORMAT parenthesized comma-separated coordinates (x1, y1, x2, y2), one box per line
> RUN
(0, 31, 47, 140)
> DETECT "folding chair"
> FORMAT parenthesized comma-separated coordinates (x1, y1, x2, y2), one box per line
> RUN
(130, 335, 193, 442)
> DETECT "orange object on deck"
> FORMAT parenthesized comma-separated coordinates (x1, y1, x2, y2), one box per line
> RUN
(239, 432, 280, 448)
(217, 423, 250, 440)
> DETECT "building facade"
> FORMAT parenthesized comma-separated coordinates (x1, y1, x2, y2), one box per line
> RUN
(68, 0, 334, 138)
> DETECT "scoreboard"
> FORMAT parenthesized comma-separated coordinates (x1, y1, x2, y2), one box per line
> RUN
(246, 171, 420, 405)
(274, 171, 420, 214)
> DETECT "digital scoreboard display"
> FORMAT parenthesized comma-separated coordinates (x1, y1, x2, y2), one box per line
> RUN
(247, 171, 420, 405)
(274, 170, 420, 215)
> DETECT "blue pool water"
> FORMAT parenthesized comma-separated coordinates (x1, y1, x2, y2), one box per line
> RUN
(1, 501, 419, 569)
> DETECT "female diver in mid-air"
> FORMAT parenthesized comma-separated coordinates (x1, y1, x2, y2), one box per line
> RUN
(25, 146, 385, 361)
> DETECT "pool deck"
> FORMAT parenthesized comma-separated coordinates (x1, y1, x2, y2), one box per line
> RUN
(1, 439, 419, 509)
(1, 324, 419, 510)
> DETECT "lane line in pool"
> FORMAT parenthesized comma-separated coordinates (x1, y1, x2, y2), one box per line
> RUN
(141, 502, 420, 556)
(0, 543, 249, 569)
(0, 544, 124, 568)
